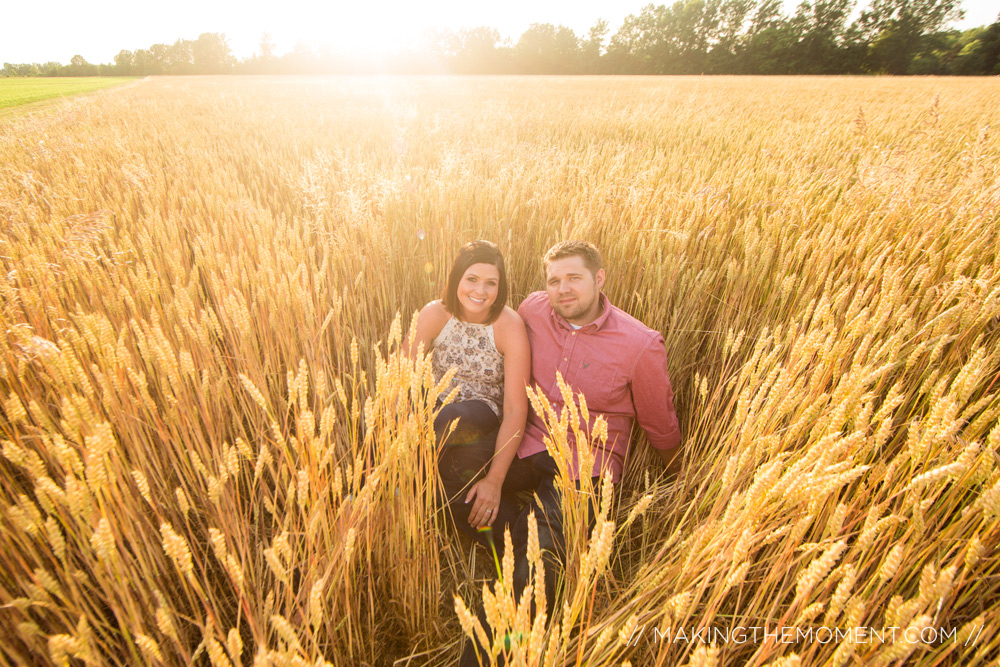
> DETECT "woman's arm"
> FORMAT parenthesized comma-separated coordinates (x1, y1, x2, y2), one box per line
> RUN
(407, 301, 450, 358)
(465, 307, 531, 528)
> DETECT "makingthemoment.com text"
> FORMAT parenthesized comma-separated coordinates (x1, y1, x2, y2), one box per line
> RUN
(623, 624, 984, 647)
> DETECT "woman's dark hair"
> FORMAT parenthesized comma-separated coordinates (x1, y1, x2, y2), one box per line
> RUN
(442, 240, 508, 323)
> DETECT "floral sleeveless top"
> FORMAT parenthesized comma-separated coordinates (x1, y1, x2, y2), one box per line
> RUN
(431, 316, 505, 419)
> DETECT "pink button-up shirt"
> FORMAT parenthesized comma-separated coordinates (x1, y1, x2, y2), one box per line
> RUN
(516, 291, 681, 482)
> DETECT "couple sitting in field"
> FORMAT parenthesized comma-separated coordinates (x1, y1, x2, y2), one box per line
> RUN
(409, 239, 682, 665)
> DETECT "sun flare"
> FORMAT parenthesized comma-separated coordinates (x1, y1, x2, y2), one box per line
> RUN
(288, 1, 425, 57)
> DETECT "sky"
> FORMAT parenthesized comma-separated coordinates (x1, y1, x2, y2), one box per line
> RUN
(1, 0, 998, 65)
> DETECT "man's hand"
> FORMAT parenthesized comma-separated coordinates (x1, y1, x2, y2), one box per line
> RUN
(465, 477, 502, 528)
(655, 446, 682, 479)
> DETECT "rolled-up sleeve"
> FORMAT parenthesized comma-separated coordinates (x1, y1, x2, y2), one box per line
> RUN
(630, 338, 681, 451)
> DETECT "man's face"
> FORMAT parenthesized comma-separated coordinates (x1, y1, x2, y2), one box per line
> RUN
(545, 255, 606, 326)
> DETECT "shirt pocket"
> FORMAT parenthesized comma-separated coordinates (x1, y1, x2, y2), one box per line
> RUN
(573, 368, 624, 412)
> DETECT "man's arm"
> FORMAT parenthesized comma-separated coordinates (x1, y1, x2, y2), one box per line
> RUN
(630, 338, 682, 476)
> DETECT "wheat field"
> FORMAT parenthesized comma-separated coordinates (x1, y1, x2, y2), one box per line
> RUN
(1, 75, 999, 666)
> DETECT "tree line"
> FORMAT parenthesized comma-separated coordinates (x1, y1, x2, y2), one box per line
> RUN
(4, 0, 999, 77)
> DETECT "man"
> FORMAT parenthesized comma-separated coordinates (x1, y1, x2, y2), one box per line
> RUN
(508, 240, 681, 594)
(519, 240, 682, 481)
(454, 240, 681, 665)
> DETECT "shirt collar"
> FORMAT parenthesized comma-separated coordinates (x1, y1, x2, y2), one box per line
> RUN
(551, 292, 613, 333)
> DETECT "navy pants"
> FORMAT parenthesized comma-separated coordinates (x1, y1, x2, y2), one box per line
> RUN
(437, 402, 597, 666)
(436, 400, 501, 540)
(436, 401, 564, 592)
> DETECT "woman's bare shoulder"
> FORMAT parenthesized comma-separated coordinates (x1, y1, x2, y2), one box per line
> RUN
(414, 300, 451, 343)
(419, 299, 451, 326)
(494, 306, 525, 325)
(493, 307, 528, 339)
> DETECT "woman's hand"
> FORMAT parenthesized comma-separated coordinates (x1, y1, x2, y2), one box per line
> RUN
(461, 307, 531, 530)
(465, 476, 502, 528)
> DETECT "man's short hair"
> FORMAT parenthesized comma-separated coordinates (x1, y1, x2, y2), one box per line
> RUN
(543, 240, 602, 277)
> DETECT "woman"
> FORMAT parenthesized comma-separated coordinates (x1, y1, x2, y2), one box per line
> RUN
(409, 240, 530, 536)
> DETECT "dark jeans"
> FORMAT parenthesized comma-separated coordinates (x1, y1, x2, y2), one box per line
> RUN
(438, 405, 598, 666)
(436, 400, 503, 542)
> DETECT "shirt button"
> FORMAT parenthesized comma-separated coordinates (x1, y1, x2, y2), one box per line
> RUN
(563, 357, 568, 361)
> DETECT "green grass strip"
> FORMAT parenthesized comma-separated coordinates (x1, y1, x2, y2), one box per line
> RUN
(0, 77, 135, 109)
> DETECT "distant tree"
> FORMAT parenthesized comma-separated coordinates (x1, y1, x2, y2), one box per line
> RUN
(148, 44, 170, 74)
(425, 28, 462, 70)
(581, 19, 609, 72)
(940, 22, 1000, 74)
(515, 23, 582, 74)
(5, 7, 998, 78)
(166, 39, 194, 74)
(944, 27, 982, 73)
(739, 0, 800, 73)
(281, 41, 319, 74)
(40, 62, 64, 76)
(3, 62, 42, 76)
(259, 33, 276, 60)
(193, 33, 234, 73)
(133, 49, 159, 75)
(855, 0, 964, 73)
(605, 13, 649, 72)
(114, 50, 134, 76)
(791, 0, 855, 73)
(67, 55, 98, 76)
(904, 29, 952, 73)
(668, 0, 724, 73)
(606, 1, 727, 75)
(249, 33, 278, 73)
(707, 0, 755, 72)
(974, 20, 1000, 74)
(454, 27, 508, 74)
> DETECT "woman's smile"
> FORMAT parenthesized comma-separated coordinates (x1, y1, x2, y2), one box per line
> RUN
(457, 262, 500, 322)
